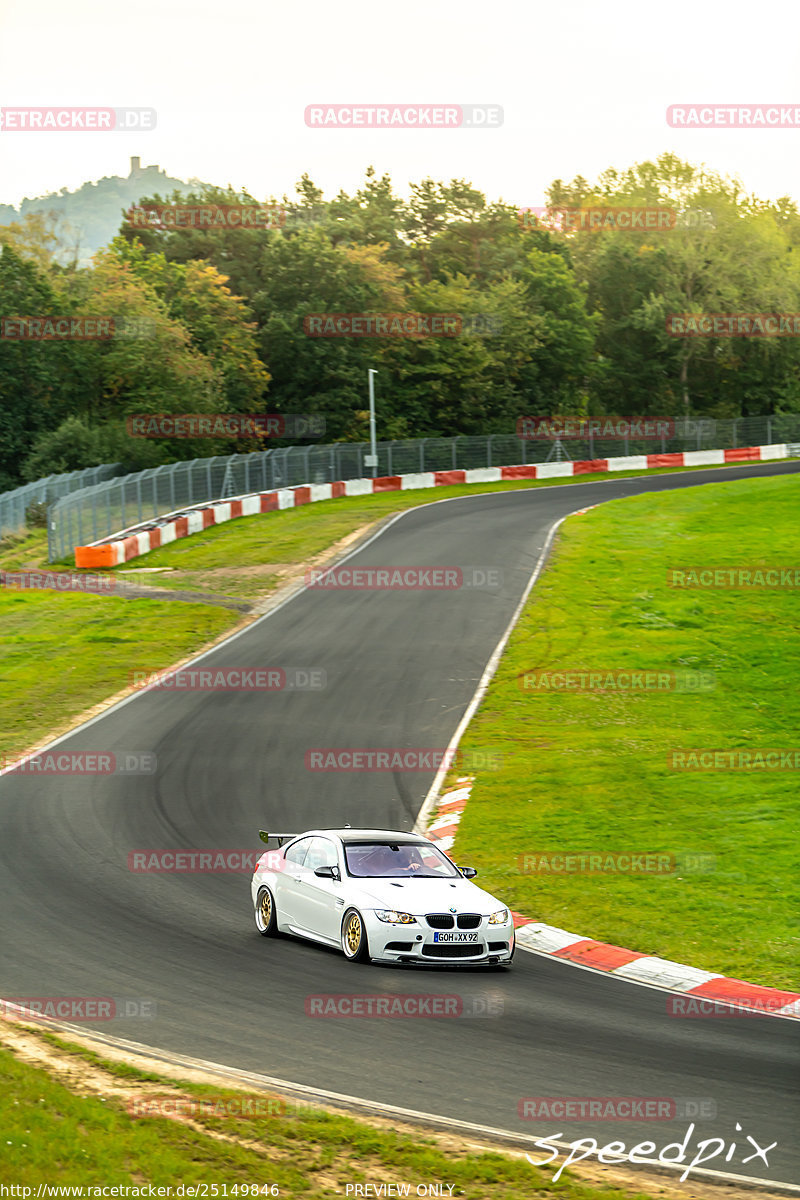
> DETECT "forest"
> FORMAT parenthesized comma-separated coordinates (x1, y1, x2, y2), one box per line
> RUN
(1, 152, 798, 491)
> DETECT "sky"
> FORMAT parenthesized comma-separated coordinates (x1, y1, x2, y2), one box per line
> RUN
(1, 0, 799, 211)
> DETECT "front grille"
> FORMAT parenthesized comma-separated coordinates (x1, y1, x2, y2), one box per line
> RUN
(457, 914, 481, 929)
(426, 914, 455, 929)
(385, 941, 414, 951)
(421, 943, 485, 958)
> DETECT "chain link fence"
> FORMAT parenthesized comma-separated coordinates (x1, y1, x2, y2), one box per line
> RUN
(0, 464, 121, 541)
(46, 413, 800, 562)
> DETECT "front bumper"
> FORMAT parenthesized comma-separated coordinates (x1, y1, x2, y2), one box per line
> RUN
(365, 915, 515, 965)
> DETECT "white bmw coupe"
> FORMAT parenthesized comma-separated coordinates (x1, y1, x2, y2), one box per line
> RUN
(251, 827, 514, 966)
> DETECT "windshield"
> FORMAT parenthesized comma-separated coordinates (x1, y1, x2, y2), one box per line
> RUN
(343, 841, 460, 878)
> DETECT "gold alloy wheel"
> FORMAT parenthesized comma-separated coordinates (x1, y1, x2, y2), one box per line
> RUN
(259, 890, 272, 928)
(344, 912, 362, 955)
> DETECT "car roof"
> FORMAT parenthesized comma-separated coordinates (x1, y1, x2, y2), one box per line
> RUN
(295, 829, 429, 845)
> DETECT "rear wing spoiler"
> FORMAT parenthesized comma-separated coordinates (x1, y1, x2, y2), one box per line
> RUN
(258, 830, 295, 848)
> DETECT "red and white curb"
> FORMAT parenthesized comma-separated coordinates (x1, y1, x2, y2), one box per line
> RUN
(74, 443, 791, 568)
(427, 780, 800, 1019)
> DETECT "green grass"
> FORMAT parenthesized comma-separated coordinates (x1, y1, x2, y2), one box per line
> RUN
(0, 1035, 656, 1198)
(0, 588, 236, 760)
(0, 462, 762, 761)
(447, 474, 800, 988)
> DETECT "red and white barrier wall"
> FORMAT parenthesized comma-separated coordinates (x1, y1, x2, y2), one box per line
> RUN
(74, 443, 790, 569)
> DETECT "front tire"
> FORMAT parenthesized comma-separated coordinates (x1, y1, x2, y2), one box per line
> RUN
(341, 908, 370, 962)
(255, 886, 279, 937)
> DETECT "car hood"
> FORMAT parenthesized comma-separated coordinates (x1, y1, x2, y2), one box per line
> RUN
(346, 875, 505, 915)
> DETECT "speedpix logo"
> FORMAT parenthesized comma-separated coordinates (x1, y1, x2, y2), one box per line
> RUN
(527, 1121, 776, 1183)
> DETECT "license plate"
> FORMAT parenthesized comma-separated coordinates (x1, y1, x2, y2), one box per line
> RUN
(432, 931, 479, 943)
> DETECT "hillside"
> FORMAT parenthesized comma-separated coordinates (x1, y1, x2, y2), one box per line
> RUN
(0, 157, 205, 264)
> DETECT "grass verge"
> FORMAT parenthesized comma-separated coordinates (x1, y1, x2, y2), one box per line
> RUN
(0, 1019, 724, 1199)
(447, 474, 800, 988)
(0, 587, 236, 762)
(0, 463, 770, 762)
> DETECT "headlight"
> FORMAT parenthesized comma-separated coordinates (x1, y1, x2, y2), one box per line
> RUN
(375, 910, 417, 924)
(488, 908, 509, 925)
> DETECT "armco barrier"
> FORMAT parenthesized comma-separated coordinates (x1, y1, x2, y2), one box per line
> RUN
(74, 444, 789, 569)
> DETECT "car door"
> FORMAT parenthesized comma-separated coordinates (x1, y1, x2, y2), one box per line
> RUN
(274, 836, 313, 927)
(290, 836, 343, 943)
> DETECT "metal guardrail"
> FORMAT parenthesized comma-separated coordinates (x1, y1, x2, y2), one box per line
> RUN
(45, 413, 800, 562)
(0, 464, 121, 541)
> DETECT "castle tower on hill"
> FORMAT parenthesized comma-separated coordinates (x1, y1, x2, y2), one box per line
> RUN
(129, 156, 163, 177)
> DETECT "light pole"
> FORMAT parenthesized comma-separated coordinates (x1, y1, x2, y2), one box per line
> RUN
(366, 368, 378, 478)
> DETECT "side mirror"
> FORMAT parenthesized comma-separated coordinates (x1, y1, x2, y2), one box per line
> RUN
(459, 866, 478, 879)
(314, 865, 340, 880)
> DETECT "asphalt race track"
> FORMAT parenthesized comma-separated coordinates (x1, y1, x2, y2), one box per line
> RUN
(2, 462, 799, 1188)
